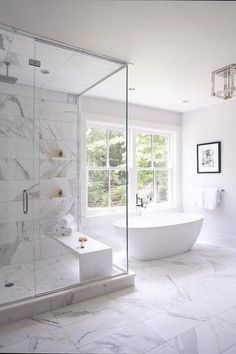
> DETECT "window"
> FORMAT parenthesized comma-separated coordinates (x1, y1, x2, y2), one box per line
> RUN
(135, 132, 171, 205)
(86, 127, 126, 210)
(86, 125, 173, 213)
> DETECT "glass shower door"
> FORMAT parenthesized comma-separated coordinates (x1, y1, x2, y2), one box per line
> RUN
(0, 27, 37, 305)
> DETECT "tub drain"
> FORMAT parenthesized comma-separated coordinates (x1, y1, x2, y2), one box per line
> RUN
(4, 282, 14, 288)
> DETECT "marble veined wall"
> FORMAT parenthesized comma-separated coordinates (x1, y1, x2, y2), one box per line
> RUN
(0, 82, 79, 266)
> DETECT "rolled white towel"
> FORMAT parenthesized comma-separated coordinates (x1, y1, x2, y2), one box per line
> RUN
(59, 223, 77, 237)
(52, 224, 62, 236)
(57, 214, 74, 228)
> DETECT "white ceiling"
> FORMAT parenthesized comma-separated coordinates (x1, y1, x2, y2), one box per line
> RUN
(0, 0, 236, 112)
(0, 29, 123, 95)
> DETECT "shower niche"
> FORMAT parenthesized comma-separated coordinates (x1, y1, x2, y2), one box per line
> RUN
(0, 25, 129, 307)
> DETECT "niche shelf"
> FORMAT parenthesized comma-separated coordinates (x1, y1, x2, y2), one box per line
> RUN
(52, 176, 67, 179)
(51, 157, 68, 161)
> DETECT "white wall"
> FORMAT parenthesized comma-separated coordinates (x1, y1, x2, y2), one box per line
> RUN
(181, 99, 236, 242)
(81, 96, 181, 127)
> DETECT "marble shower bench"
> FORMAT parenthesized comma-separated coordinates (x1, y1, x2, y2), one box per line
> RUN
(52, 232, 113, 281)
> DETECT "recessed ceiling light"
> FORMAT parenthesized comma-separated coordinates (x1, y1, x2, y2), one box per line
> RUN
(182, 99, 189, 103)
(129, 87, 135, 91)
(40, 69, 50, 75)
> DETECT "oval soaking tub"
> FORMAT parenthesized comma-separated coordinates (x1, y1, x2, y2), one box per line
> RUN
(113, 212, 204, 260)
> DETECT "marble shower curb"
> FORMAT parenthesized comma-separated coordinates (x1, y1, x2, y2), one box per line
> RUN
(0, 272, 135, 325)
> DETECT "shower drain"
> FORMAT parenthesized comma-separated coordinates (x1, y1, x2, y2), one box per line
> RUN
(4, 282, 14, 288)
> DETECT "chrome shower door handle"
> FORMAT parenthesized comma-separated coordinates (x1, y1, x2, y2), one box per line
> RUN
(23, 189, 28, 214)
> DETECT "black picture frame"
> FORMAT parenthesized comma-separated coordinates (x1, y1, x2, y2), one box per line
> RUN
(197, 141, 221, 173)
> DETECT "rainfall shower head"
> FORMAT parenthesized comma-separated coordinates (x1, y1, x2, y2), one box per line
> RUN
(0, 61, 18, 84)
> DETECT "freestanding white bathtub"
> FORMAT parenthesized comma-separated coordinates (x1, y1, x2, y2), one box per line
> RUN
(113, 212, 204, 260)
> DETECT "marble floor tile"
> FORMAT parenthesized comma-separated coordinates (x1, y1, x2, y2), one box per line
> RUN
(42, 295, 118, 327)
(193, 288, 235, 316)
(1, 244, 236, 353)
(145, 343, 178, 354)
(75, 323, 164, 353)
(143, 302, 210, 341)
(223, 344, 236, 354)
(64, 307, 138, 347)
(0, 327, 76, 353)
(168, 318, 236, 354)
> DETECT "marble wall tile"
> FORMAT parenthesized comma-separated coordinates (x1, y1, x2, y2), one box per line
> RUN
(0, 200, 35, 223)
(0, 82, 79, 291)
(0, 239, 35, 266)
(39, 119, 77, 141)
(0, 115, 35, 139)
(40, 179, 77, 199)
(0, 82, 33, 97)
(0, 180, 39, 202)
(34, 238, 71, 260)
(0, 80, 74, 104)
(0, 138, 36, 159)
(0, 93, 35, 118)
(0, 158, 35, 180)
(38, 139, 77, 160)
(39, 99, 77, 123)
(39, 159, 76, 179)
(40, 197, 77, 220)
(0, 220, 35, 244)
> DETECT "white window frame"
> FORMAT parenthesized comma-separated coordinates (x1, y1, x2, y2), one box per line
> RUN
(83, 116, 179, 217)
(86, 121, 126, 216)
(131, 128, 174, 209)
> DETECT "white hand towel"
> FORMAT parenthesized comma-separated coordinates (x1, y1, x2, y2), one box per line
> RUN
(204, 188, 220, 210)
(192, 188, 205, 208)
(57, 214, 74, 228)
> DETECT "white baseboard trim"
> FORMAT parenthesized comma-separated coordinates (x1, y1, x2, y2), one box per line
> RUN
(198, 230, 236, 249)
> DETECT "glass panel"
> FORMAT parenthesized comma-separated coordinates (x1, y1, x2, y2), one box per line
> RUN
(87, 128, 107, 167)
(0, 25, 128, 305)
(155, 170, 169, 203)
(137, 170, 154, 203)
(109, 129, 126, 168)
(80, 67, 128, 272)
(88, 170, 109, 208)
(153, 135, 168, 168)
(0, 27, 36, 305)
(136, 134, 151, 167)
(111, 170, 126, 207)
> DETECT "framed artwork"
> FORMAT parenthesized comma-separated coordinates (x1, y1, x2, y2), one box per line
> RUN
(197, 141, 221, 173)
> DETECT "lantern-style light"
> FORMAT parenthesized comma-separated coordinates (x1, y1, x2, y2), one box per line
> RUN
(212, 64, 236, 100)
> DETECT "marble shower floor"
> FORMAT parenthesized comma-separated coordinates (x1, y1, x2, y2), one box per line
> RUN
(0, 255, 80, 305)
(1, 243, 236, 353)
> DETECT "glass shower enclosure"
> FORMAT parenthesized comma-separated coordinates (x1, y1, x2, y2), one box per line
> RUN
(0, 24, 128, 306)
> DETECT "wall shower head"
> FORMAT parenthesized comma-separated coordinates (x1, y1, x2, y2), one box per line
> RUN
(0, 61, 18, 84)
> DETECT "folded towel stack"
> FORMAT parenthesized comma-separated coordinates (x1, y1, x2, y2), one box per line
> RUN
(52, 214, 77, 236)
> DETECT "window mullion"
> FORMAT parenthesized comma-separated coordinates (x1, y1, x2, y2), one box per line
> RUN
(107, 129, 111, 208)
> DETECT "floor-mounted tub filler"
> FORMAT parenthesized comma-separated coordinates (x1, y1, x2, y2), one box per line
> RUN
(114, 212, 204, 260)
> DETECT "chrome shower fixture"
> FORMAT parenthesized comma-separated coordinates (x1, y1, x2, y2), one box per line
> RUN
(0, 61, 18, 84)
(212, 64, 236, 100)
